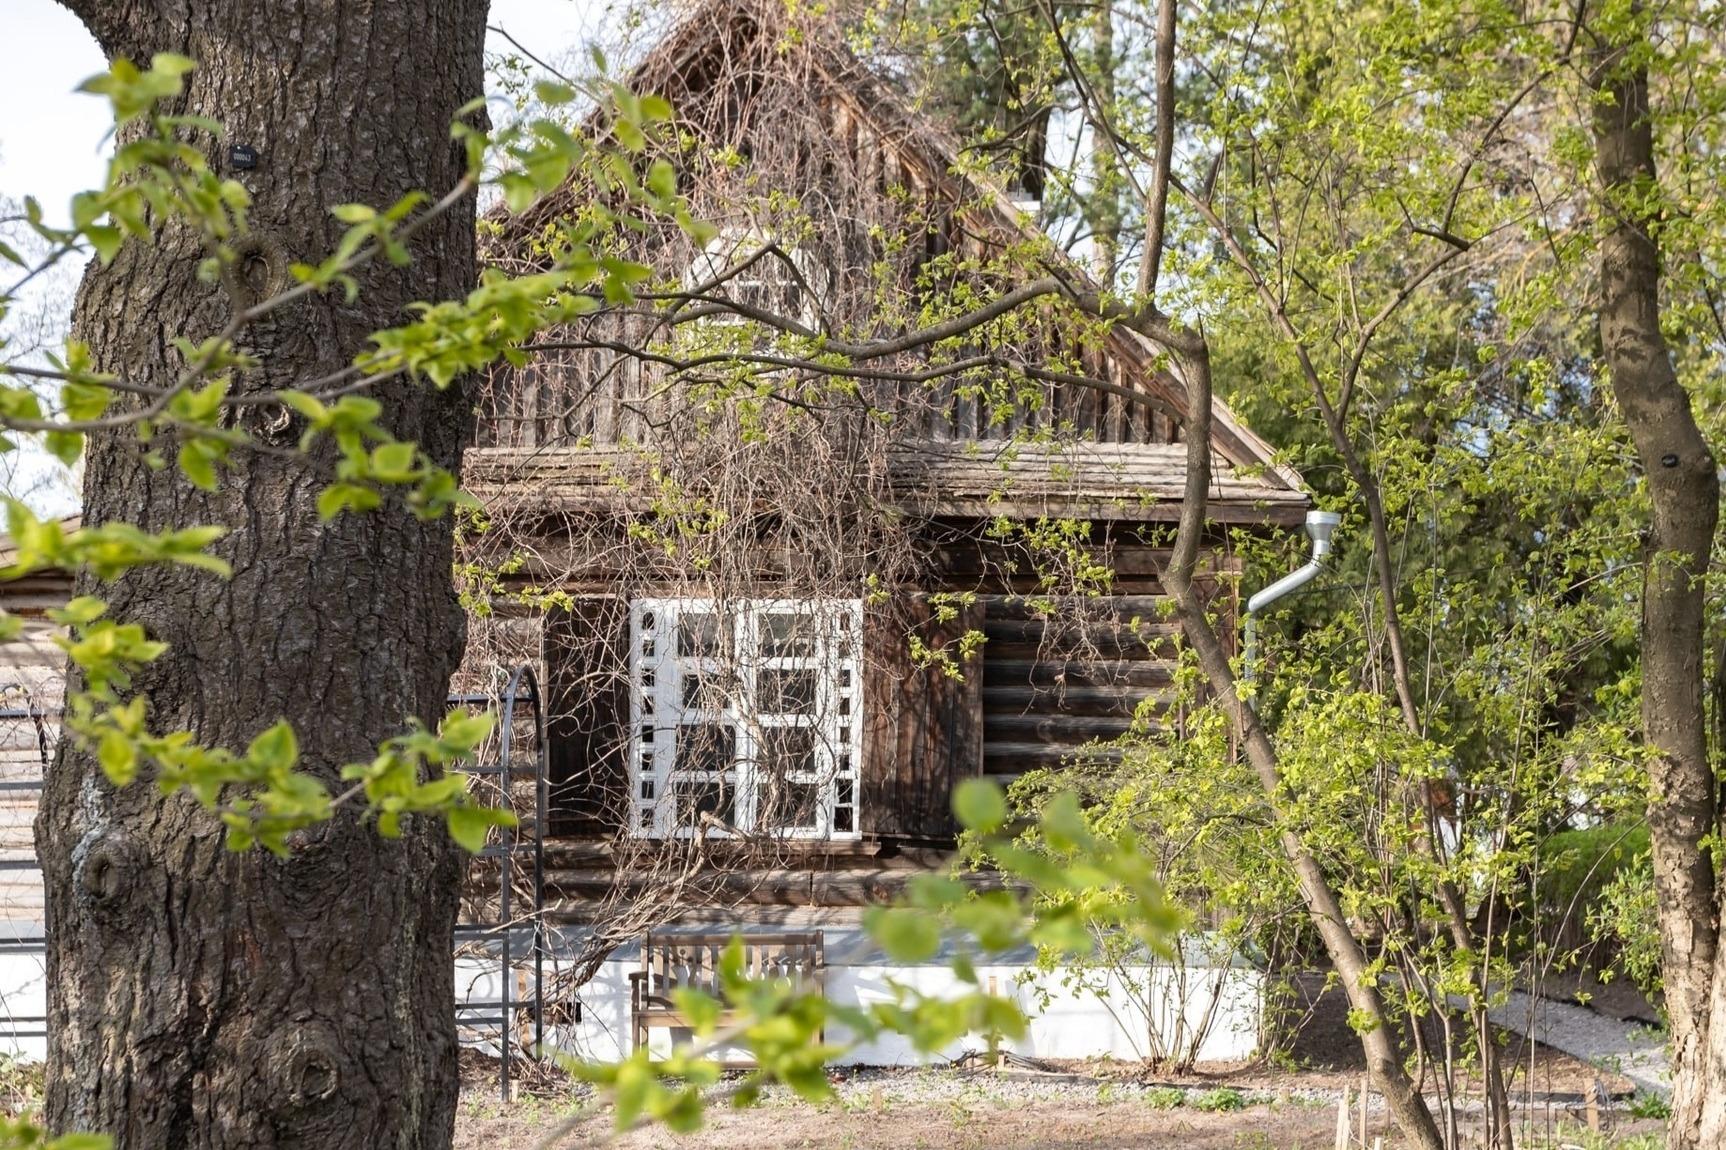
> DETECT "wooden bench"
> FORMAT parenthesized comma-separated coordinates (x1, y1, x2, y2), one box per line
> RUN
(630, 930, 826, 1057)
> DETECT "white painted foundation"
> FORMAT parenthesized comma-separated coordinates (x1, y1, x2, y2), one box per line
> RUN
(456, 929, 1264, 1067)
(0, 930, 1264, 1067)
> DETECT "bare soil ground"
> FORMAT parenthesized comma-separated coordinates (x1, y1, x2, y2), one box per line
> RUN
(454, 1053, 1662, 1150)
(457, 1092, 1401, 1149)
(455, 969, 1666, 1148)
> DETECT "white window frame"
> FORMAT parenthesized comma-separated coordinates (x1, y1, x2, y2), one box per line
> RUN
(682, 228, 825, 330)
(628, 597, 862, 840)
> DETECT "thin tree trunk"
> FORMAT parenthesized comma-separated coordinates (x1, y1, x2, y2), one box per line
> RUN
(37, 2, 486, 1146)
(1160, 342, 1446, 1150)
(1088, 3, 1119, 281)
(1589, 16, 1721, 1149)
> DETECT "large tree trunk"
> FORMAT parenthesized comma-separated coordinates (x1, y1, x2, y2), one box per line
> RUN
(1589, 20, 1722, 1150)
(37, 2, 486, 1146)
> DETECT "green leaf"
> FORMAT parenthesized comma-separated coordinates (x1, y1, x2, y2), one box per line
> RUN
(865, 906, 941, 962)
(447, 805, 515, 852)
(98, 728, 138, 786)
(247, 721, 298, 773)
(952, 778, 1007, 834)
(177, 441, 218, 491)
(277, 390, 329, 426)
(44, 431, 84, 467)
(49, 597, 107, 627)
(670, 987, 723, 1034)
(62, 379, 113, 421)
(438, 708, 494, 750)
(86, 225, 124, 264)
(646, 158, 677, 201)
(317, 482, 380, 520)
(368, 441, 418, 482)
(534, 80, 577, 106)
(150, 53, 196, 78)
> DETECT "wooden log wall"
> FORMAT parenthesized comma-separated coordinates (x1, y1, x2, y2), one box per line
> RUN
(928, 533, 1239, 793)
(979, 593, 1180, 785)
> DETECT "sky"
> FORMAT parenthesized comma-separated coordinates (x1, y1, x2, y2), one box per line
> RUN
(0, 0, 615, 513)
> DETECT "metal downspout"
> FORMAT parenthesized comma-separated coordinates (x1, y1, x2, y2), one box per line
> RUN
(1242, 510, 1341, 696)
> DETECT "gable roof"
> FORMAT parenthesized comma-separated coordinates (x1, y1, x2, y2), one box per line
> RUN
(487, 0, 1305, 500)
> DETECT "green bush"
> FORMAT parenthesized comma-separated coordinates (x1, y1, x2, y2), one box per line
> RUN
(1589, 852, 1661, 996)
(1192, 1087, 1247, 1113)
(1542, 823, 1650, 913)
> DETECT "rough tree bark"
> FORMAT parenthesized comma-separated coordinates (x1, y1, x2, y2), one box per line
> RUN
(36, 2, 486, 1147)
(1589, 17, 1723, 1149)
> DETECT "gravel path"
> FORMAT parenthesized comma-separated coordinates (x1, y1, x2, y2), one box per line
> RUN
(1481, 990, 1670, 1097)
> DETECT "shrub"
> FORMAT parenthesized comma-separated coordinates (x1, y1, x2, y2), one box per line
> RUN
(1192, 1087, 1247, 1113)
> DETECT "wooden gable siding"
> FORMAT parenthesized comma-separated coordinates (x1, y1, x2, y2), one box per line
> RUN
(471, 35, 1186, 457)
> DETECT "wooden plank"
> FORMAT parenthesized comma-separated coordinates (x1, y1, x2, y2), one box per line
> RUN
(982, 714, 1134, 744)
(981, 618, 1181, 642)
(860, 593, 984, 839)
(984, 635, 1181, 662)
(977, 594, 1174, 620)
(982, 659, 1173, 689)
(984, 741, 1124, 774)
(982, 684, 1154, 717)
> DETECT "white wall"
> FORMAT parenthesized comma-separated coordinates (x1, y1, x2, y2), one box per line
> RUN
(0, 950, 48, 1061)
(1, 939, 1261, 1067)
(454, 948, 1263, 1068)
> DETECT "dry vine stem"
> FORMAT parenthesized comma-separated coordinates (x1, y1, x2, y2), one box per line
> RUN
(457, 0, 1220, 1008)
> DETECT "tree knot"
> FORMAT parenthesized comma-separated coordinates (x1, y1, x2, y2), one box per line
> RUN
(75, 833, 145, 915)
(270, 1025, 345, 1108)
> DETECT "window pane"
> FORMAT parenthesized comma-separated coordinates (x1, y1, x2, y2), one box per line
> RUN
(680, 670, 733, 714)
(834, 777, 854, 833)
(759, 727, 818, 777)
(760, 612, 814, 658)
(757, 778, 819, 832)
(757, 667, 817, 714)
(677, 613, 730, 659)
(674, 777, 734, 828)
(675, 723, 735, 775)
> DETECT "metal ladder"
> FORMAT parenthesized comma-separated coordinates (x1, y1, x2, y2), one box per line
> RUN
(449, 663, 549, 1100)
